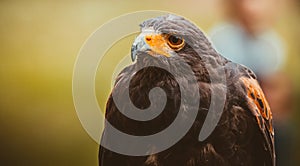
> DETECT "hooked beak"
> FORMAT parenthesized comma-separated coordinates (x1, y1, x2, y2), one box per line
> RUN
(131, 32, 174, 62)
(131, 34, 150, 62)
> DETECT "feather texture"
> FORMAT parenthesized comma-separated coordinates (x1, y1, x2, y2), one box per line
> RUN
(99, 14, 275, 166)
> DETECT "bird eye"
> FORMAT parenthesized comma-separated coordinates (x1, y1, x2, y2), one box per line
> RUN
(167, 35, 185, 50)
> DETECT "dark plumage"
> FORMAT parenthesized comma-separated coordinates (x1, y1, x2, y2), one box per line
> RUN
(99, 14, 275, 166)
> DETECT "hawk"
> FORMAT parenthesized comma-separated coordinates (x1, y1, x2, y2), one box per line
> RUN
(99, 14, 275, 166)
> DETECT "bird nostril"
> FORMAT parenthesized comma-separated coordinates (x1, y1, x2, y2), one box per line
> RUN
(146, 36, 151, 41)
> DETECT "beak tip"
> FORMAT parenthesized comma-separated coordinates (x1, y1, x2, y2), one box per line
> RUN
(131, 55, 136, 62)
(131, 47, 137, 62)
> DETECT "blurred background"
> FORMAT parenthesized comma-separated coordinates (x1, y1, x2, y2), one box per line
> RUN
(0, 0, 299, 165)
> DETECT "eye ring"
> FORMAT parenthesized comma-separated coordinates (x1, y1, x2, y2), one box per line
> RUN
(166, 35, 185, 50)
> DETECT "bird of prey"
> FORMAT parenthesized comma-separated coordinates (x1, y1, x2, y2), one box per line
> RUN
(99, 14, 275, 166)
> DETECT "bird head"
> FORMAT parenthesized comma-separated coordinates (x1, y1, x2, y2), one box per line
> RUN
(131, 14, 215, 62)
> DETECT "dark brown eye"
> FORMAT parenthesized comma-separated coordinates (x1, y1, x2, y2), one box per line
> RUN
(169, 35, 181, 44)
(167, 35, 185, 50)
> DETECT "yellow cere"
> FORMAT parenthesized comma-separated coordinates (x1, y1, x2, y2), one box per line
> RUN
(144, 34, 171, 57)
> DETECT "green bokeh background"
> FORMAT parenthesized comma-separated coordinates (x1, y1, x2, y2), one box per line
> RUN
(0, 0, 299, 165)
